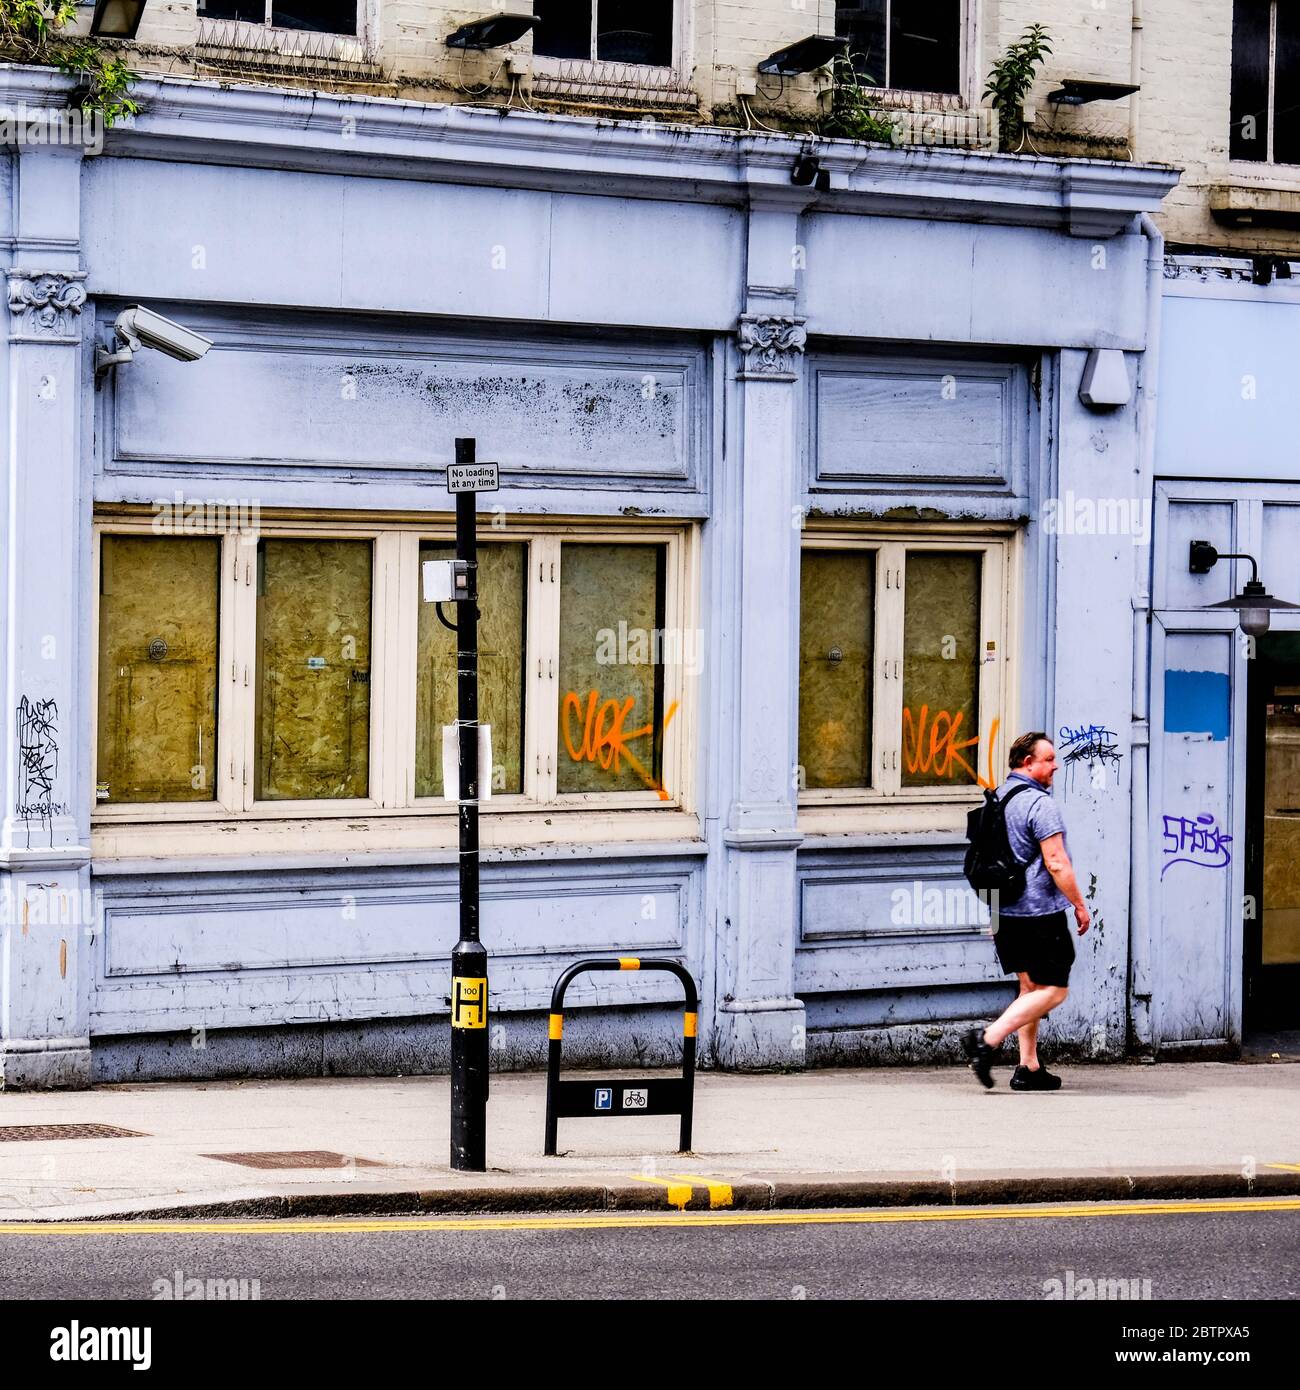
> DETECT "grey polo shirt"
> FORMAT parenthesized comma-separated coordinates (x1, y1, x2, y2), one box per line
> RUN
(996, 771, 1071, 918)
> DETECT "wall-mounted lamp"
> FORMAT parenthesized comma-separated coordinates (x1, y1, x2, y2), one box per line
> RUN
(758, 35, 846, 77)
(791, 155, 828, 188)
(90, 0, 148, 39)
(446, 13, 539, 50)
(1189, 540, 1300, 637)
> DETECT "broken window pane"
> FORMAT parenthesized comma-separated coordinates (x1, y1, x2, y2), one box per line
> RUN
(836, 0, 960, 93)
(97, 536, 220, 804)
(417, 543, 527, 798)
(597, 0, 674, 66)
(255, 539, 371, 801)
(534, 0, 593, 59)
(799, 550, 875, 789)
(902, 551, 982, 788)
(271, 2, 357, 35)
(558, 543, 667, 795)
(1230, 0, 1271, 161)
(200, 2, 358, 33)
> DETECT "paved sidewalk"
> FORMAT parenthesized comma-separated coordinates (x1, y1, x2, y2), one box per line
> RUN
(1, 1061, 1298, 1221)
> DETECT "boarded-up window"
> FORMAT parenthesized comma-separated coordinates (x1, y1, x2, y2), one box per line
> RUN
(255, 539, 371, 801)
(902, 551, 981, 788)
(558, 543, 667, 794)
(97, 536, 220, 803)
(417, 542, 527, 797)
(799, 550, 875, 789)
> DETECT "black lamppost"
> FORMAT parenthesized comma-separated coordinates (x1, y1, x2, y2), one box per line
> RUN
(1189, 540, 1300, 637)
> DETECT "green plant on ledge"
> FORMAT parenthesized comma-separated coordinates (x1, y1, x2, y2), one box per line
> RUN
(819, 51, 899, 146)
(0, 1, 140, 127)
(984, 23, 1052, 153)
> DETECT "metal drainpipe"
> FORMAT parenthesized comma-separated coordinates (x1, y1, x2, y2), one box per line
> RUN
(1129, 210, 1162, 1055)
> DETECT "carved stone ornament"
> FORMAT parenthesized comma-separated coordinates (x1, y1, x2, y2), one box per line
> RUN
(7, 270, 88, 340)
(737, 314, 807, 380)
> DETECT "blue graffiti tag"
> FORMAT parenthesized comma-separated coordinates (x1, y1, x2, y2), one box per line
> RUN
(1161, 812, 1233, 878)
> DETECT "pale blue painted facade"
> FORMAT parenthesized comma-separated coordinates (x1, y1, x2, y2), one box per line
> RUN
(1142, 260, 1300, 1055)
(0, 64, 1187, 1087)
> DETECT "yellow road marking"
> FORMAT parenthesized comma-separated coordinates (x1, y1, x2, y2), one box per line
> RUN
(627, 1174, 693, 1211)
(0, 1198, 1297, 1237)
(1265, 1162, 1300, 1172)
(668, 1175, 734, 1209)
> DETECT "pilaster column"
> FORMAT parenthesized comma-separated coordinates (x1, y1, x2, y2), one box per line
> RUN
(714, 197, 809, 1068)
(0, 146, 93, 1089)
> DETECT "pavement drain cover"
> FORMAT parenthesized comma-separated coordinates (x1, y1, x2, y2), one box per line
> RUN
(200, 1150, 386, 1170)
(0, 1123, 147, 1142)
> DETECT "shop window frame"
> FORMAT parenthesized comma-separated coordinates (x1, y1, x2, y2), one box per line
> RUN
(797, 526, 1018, 817)
(90, 514, 696, 830)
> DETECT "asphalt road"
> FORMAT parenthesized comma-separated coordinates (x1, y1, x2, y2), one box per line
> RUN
(1, 1199, 1297, 1301)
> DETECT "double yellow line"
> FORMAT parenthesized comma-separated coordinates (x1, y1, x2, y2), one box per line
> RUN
(0, 1197, 1296, 1238)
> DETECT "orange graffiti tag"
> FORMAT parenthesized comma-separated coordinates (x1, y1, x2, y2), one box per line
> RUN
(902, 707, 1000, 789)
(562, 690, 679, 800)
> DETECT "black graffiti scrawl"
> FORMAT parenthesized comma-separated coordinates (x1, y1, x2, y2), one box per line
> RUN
(15, 695, 66, 827)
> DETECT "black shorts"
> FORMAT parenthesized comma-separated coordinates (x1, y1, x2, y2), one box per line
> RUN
(993, 910, 1075, 987)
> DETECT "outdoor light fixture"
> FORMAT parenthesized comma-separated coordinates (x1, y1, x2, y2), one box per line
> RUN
(1046, 79, 1140, 106)
(446, 13, 539, 50)
(90, 0, 148, 40)
(791, 155, 823, 187)
(758, 35, 846, 77)
(95, 305, 213, 383)
(1189, 540, 1300, 637)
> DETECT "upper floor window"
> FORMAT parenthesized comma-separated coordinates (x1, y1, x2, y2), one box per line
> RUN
(1231, 0, 1300, 163)
(197, 1, 358, 35)
(835, 0, 962, 96)
(534, 0, 675, 67)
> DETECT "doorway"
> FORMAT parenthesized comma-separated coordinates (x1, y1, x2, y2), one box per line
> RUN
(1245, 632, 1300, 1032)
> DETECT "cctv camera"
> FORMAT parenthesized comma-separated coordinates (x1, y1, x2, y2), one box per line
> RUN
(114, 306, 213, 363)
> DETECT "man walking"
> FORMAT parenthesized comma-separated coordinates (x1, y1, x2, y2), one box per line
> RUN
(963, 731, 1090, 1091)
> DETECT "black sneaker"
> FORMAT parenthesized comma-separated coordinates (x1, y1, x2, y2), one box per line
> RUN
(962, 1026, 997, 1089)
(1010, 1064, 1063, 1091)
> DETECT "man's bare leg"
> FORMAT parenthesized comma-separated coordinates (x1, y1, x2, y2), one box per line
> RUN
(1011, 976, 1041, 1069)
(982, 980, 1067, 1050)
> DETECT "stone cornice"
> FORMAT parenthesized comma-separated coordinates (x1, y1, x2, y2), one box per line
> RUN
(0, 64, 1181, 236)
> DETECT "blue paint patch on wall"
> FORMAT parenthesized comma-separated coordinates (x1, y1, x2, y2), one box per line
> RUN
(1164, 670, 1230, 740)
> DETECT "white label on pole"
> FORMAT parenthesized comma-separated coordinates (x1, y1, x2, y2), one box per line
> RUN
(441, 724, 493, 802)
(622, 1088, 649, 1110)
(447, 462, 499, 493)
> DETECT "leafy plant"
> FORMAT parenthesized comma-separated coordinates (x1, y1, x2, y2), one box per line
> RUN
(0, 1, 140, 127)
(984, 23, 1052, 152)
(819, 52, 899, 145)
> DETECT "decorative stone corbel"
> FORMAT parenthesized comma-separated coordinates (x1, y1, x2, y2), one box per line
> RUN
(6, 269, 88, 342)
(737, 313, 807, 381)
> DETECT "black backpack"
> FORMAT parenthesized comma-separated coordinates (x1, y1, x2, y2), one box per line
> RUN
(963, 783, 1037, 905)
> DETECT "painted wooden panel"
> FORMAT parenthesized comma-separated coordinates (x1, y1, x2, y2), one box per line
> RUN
(1155, 630, 1236, 1043)
(1158, 497, 1237, 610)
(814, 367, 1010, 486)
(93, 872, 692, 1033)
(83, 160, 742, 330)
(109, 318, 702, 489)
(1157, 294, 1300, 481)
(794, 849, 1001, 993)
(1262, 504, 1300, 613)
(801, 217, 1148, 349)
